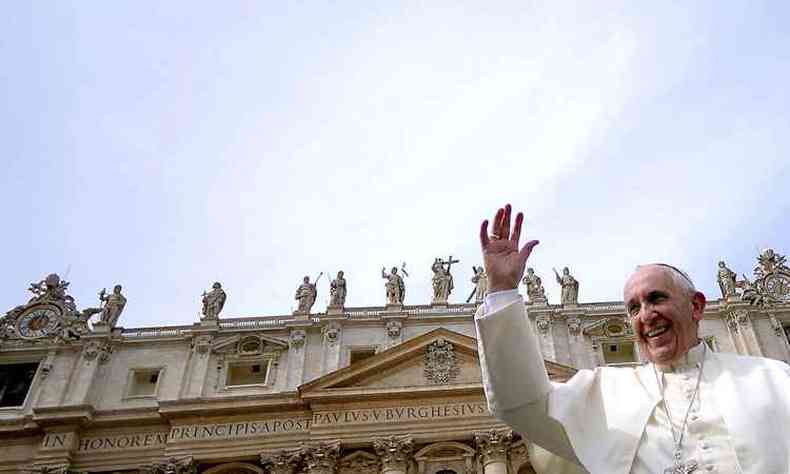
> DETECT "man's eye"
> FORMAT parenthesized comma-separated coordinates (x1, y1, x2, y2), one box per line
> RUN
(628, 305, 639, 317)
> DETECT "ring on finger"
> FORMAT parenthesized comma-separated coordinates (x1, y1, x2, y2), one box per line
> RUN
(490, 233, 502, 240)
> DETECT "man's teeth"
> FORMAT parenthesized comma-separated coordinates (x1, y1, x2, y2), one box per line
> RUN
(645, 326, 669, 338)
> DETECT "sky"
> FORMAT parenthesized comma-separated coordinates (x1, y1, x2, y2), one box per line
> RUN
(1, 2, 789, 328)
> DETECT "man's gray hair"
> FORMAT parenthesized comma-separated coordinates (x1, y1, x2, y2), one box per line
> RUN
(634, 263, 697, 295)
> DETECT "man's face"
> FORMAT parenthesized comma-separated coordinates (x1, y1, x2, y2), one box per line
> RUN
(624, 266, 705, 365)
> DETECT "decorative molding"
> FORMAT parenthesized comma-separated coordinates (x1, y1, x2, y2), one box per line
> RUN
(289, 329, 306, 349)
(260, 449, 302, 474)
(301, 440, 341, 474)
(386, 320, 402, 338)
(769, 314, 784, 337)
(339, 450, 380, 474)
(140, 456, 197, 474)
(373, 434, 413, 473)
(536, 315, 551, 335)
(567, 317, 581, 336)
(191, 334, 213, 357)
(474, 428, 513, 467)
(424, 338, 460, 384)
(82, 340, 112, 364)
(321, 323, 341, 346)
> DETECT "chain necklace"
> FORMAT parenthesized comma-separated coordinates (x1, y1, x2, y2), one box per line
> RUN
(652, 343, 707, 474)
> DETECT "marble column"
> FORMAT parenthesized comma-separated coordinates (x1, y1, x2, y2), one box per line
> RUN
(373, 434, 413, 474)
(302, 441, 341, 474)
(475, 429, 513, 474)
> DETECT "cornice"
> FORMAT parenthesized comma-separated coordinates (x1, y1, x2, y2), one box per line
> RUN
(158, 392, 305, 419)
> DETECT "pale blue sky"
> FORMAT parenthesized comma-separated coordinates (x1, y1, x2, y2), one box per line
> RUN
(2, 2, 789, 328)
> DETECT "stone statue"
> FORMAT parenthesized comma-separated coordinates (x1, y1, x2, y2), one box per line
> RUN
(469, 266, 488, 303)
(329, 271, 347, 307)
(717, 261, 738, 298)
(98, 284, 127, 327)
(382, 267, 405, 305)
(294, 276, 318, 314)
(201, 282, 226, 320)
(431, 256, 458, 304)
(554, 267, 579, 305)
(523, 268, 547, 303)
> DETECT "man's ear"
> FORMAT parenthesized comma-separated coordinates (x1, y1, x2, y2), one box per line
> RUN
(691, 291, 706, 322)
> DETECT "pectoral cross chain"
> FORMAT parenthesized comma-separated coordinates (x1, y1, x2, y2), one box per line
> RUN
(664, 451, 698, 474)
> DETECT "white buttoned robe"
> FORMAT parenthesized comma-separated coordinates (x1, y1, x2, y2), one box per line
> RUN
(475, 296, 790, 474)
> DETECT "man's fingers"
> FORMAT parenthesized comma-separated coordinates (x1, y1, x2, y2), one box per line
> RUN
(493, 208, 504, 237)
(519, 239, 540, 261)
(480, 220, 490, 248)
(511, 212, 524, 246)
(501, 204, 512, 240)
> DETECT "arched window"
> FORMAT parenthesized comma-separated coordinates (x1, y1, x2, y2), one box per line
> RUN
(436, 470, 457, 474)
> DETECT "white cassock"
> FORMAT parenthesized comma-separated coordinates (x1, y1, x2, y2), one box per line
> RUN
(475, 291, 790, 474)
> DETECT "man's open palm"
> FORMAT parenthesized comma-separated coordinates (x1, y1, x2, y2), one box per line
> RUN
(480, 204, 539, 293)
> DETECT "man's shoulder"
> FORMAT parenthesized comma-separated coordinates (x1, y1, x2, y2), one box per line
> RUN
(713, 351, 790, 375)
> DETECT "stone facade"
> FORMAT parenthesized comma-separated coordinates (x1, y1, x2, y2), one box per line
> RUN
(2, 250, 790, 473)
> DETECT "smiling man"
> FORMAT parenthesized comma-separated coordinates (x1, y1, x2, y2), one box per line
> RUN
(475, 204, 790, 474)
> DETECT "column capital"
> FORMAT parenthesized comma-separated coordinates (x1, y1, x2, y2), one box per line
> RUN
(301, 440, 341, 474)
(260, 449, 302, 474)
(474, 428, 513, 467)
(140, 456, 197, 474)
(373, 434, 413, 473)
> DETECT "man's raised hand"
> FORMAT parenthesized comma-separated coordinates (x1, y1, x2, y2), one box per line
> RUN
(479, 204, 539, 293)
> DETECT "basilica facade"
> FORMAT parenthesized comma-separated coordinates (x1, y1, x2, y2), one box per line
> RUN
(1, 250, 789, 474)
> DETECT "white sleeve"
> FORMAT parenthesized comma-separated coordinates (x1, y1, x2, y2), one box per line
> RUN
(477, 288, 522, 317)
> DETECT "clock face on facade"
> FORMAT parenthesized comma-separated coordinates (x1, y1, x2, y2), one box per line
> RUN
(16, 305, 62, 339)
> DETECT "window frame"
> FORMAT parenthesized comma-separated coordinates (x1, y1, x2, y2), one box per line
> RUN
(123, 366, 165, 400)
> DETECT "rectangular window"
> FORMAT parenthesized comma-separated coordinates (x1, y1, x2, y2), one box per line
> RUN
(226, 361, 269, 387)
(603, 342, 637, 365)
(0, 362, 39, 408)
(127, 368, 162, 398)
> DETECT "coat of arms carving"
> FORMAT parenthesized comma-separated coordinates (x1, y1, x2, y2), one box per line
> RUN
(424, 338, 460, 384)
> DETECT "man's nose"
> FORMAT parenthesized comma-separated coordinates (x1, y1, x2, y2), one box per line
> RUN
(636, 303, 659, 324)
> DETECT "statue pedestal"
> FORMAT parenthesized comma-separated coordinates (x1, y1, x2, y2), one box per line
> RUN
(92, 321, 111, 334)
(326, 305, 344, 316)
(292, 310, 311, 321)
(199, 318, 219, 328)
(385, 303, 403, 313)
(431, 301, 448, 308)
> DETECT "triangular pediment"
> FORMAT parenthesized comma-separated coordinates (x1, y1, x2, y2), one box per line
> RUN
(299, 328, 575, 401)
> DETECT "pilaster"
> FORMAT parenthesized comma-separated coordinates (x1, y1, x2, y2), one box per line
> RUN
(182, 328, 216, 398)
(320, 322, 342, 375)
(64, 335, 112, 404)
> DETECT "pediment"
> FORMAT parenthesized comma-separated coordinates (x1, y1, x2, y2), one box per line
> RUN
(583, 317, 633, 339)
(299, 328, 575, 400)
(211, 334, 289, 355)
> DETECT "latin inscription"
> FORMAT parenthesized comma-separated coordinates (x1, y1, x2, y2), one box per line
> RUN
(60, 402, 490, 451)
(312, 401, 489, 426)
(169, 418, 311, 442)
(77, 432, 168, 452)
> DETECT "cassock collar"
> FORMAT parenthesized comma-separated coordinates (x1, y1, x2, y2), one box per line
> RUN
(654, 341, 706, 373)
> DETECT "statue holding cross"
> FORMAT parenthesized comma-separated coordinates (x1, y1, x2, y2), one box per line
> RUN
(431, 255, 459, 304)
